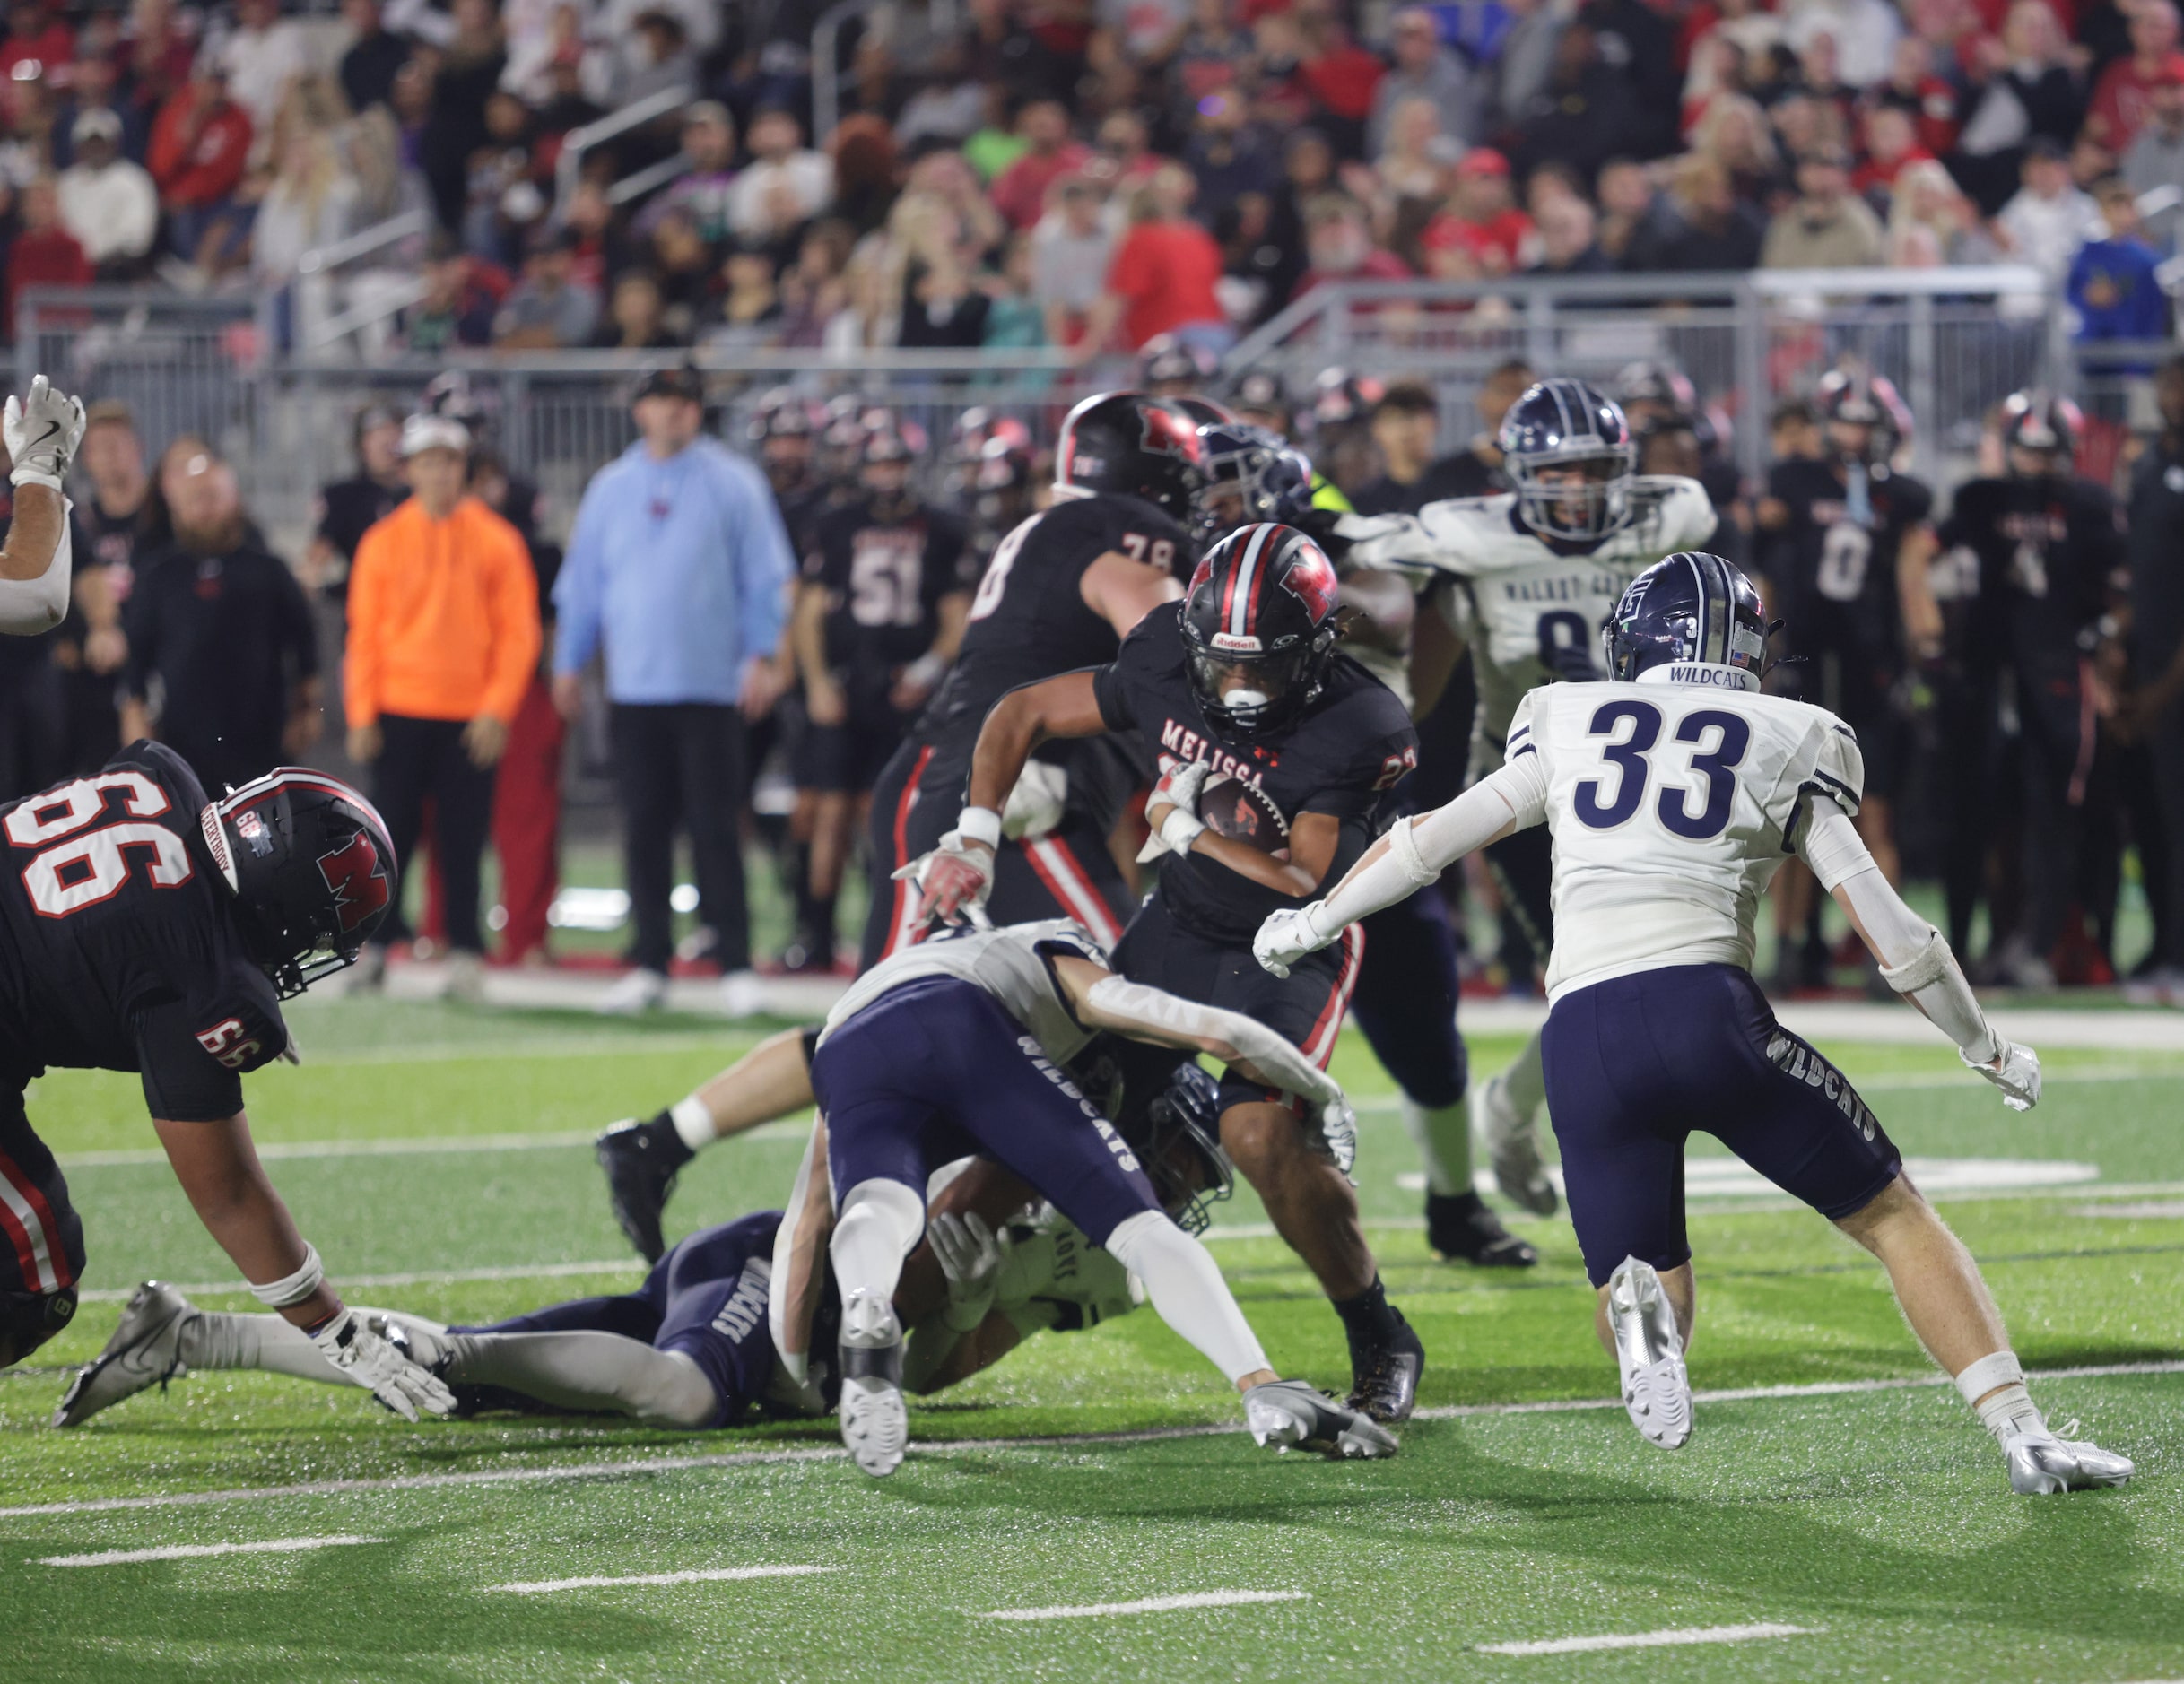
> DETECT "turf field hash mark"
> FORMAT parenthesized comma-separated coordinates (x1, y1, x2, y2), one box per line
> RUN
(490, 1565, 833, 1594)
(38, 1534, 385, 1567)
(1476, 1621, 1820, 1655)
(980, 1590, 1310, 1620)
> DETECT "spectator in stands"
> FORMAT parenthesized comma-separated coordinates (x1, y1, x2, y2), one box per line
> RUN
(593, 269, 681, 348)
(56, 107, 154, 278)
(215, 0, 307, 134)
(1683, 0, 1784, 118)
(725, 106, 832, 246)
(339, 0, 409, 117)
(1997, 135, 2104, 283)
(1369, 8, 1479, 158)
(253, 108, 362, 292)
(124, 0, 196, 119)
(1691, 92, 1785, 211)
(1786, 0, 1901, 90)
(609, 8, 694, 109)
(1867, 35, 1960, 159)
(1761, 143, 1885, 267)
(60, 400, 147, 773)
(1423, 148, 1536, 277)
(405, 235, 501, 352)
(1855, 104, 1936, 206)
(1953, 0, 2087, 213)
(1888, 156, 2003, 264)
(1579, 0, 1682, 153)
(6, 177, 88, 332)
(1652, 152, 1768, 270)
(552, 366, 795, 1017)
(345, 413, 541, 1001)
(2124, 64, 2184, 251)
(1374, 96, 1450, 207)
(1180, 87, 1279, 226)
(148, 57, 251, 263)
(307, 403, 406, 596)
(636, 100, 737, 245)
(1076, 163, 1230, 359)
(120, 438, 319, 798)
(705, 238, 787, 348)
(422, 0, 506, 231)
(989, 98, 1089, 230)
(1528, 192, 1614, 274)
(1512, 23, 1646, 184)
(1295, 192, 1413, 297)
(1596, 157, 1678, 267)
(2068, 174, 2170, 345)
(1031, 173, 1113, 346)
(2089, 0, 2184, 152)
(494, 224, 601, 348)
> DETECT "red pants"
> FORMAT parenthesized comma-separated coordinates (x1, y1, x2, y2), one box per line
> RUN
(420, 676, 565, 961)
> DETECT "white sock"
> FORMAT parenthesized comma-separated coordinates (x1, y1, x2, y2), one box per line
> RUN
(670, 1094, 718, 1153)
(440, 1332, 719, 1427)
(1501, 1031, 1547, 1123)
(1103, 1209, 1269, 1384)
(1399, 1096, 1472, 1196)
(1954, 1350, 2045, 1443)
(182, 1311, 363, 1387)
(830, 1179, 927, 1310)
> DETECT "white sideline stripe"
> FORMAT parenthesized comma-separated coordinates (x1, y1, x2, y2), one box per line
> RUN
(4, 1360, 2177, 1523)
(75, 1257, 645, 1305)
(1477, 1621, 1818, 1656)
(490, 1564, 831, 1594)
(981, 1590, 1308, 1621)
(39, 1534, 384, 1567)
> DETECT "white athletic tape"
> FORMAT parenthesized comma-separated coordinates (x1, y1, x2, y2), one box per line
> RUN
(1953, 1350, 2024, 1408)
(248, 1244, 323, 1309)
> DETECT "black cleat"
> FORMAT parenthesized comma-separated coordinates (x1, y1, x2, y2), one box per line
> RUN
(1345, 1306, 1424, 1425)
(596, 1113, 693, 1263)
(1427, 1190, 1536, 1267)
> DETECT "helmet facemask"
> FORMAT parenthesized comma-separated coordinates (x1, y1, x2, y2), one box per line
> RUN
(1186, 636, 1327, 738)
(1511, 447, 1636, 542)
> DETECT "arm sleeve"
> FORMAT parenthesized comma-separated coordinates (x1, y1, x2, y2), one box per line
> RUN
(0, 507, 71, 634)
(480, 525, 543, 722)
(1309, 751, 1547, 935)
(342, 529, 383, 728)
(551, 481, 605, 675)
(1082, 974, 1341, 1106)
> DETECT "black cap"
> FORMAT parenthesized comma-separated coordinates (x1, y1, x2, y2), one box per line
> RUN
(2026, 135, 2069, 162)
(633, 364, 705, 405)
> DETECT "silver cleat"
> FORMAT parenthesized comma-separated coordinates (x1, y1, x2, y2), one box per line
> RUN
(1471, 1072, 1558, 1217)
(2003, 1424, 2135, 1495)
(1605, 1256, 1691, 1449)
(837, 1290, 909, 1478)
(53, 1280, 196, 1428)
(1245, 1377, 1398, 1459)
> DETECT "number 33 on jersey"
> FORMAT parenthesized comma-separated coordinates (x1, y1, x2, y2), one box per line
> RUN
(1510, 673, 1864, 999)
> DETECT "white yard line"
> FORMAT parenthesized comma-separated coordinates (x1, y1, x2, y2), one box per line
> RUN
(980, 1590, 1309, 1620)
(490, 1565, 831, 1594)
(74, 1257, 644, 1305)
(4, 1359, 2175, 1523)
(38, 1534, 384, 1567)
(1476, 1622, 1818, 1656)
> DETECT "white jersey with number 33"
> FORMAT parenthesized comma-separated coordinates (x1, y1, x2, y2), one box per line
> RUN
(1506, 671, 1864, 1001)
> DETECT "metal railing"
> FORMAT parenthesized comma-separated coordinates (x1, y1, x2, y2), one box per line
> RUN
(553, 83, 693, 213)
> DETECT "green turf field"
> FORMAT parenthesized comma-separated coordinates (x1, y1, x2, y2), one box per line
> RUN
(1, 996, 2180, 1683)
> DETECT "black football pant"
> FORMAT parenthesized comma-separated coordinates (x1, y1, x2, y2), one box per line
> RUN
(2011, 654, 2094, 958)
(0, 1090, 83, 1368)
(1351, 885, 1467, 1107)
(611, 702, 749, 975)
(373, 714, 498, 956)
(2152, 690, 2184, 969)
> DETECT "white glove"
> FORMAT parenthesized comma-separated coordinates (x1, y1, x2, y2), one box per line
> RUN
(893, 829, 996, 926)
(1254, 903, 1334, 979)
(1001, 760, 1069, 841)
(927, 1211, 1007, 1332)
(4, 375, 85, 490)
(1136, 760, 1210, 863)
(1964, 1037, 2040, 1112)
(1308, 1095, 1359, 1178)
(310, 1306, 457, 1421)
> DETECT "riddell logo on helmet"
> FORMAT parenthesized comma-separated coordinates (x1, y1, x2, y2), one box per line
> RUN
(1210, 631, 1261, 653)
(317, 833, 391, 933)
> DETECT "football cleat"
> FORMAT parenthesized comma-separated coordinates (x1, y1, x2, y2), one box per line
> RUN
(53, 1281, 196, 1428)
(1471, 1074, 1558, 1217)
(1426, 1191, 1537, 1267)
(595, 1115, 693, 1263)
(1605, 1256, 1692, 1449)
(837, 1290, 909, 1478)
(1246, 1377, 1398, 1459)
(1344, 1306, 1423, 1424)
(2002, 1424, 2135, 1495)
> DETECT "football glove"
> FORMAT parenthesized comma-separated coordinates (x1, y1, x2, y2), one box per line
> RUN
(1309, 1095, 1359, 1178)
(4, 374, 85, 490)
(897, 829, 996, 926)
(1136, 760, 1210, 863)
(1965, 1037, 2040, 1111)
(310, 1306, 456, 1421)
(1254, 903, 1334, 979)
(927, 1211, 1007, 1332)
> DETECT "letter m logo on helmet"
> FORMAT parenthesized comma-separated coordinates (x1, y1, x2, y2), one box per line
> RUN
(316, 831, 391, 934)
(1279, 536, 1337, 623)
(1138, 401, 1203, 464)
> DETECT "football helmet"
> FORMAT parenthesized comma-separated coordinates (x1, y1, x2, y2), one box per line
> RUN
(1179, 521, 1341, 737)
(1604, 551, 1770, 683)
(1054, 390, 1205, 523)
(1137, 333, 1219, 395)
(1309, 368, 1382, 433)
(1077, 1038, 1234, 1234)
(1816, 367, 1913, 466)
(1999, 388, 2083, 471)
(747, 386, 814, 444)
(1614, 359, 1700, 421)
(1229, 368, 1293, 434)
(200, 768, 398, 997)
(1192, 421, 1314, 543)
(1499, 378, 1638, 541)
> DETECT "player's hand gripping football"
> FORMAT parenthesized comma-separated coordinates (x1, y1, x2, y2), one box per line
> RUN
(1254, 903, 1335, 979)
(4, 374, 86, 489)
(1136, 760, 1210, 862)
(927, 1211, 1009, 1332)
(899, 829, 996, 926)
(309, 1306, 457, 1421)
(1966, 1037, 2040, 1112)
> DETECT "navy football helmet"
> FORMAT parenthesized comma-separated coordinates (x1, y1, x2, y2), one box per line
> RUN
(1500, 378, 1638, 541)
(1179, 522, 1341, 737)
(1191, 421, 1314, 543)
(1081, 1039, 1234, 1235)
(1054, 391, 1205, 523)
(1605, 551, 1771, 684)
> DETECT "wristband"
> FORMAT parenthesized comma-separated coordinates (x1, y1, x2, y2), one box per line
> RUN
(956, 805, 1003, 850)
(1157, 805, 1206, 854)
(248, 1242, 325, 1308)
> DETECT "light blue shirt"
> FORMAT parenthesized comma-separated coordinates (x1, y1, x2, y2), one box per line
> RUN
(553, 435, 794, 706)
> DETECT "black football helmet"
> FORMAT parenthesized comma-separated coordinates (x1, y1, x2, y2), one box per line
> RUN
(1229, 368, 1293, 435)
(1192, 421, 1314, 543)
(1500, 378, 1638, 542)
(1075, 1038, 1234, 1236)
(1054, 391, 1205, 523)
(747, 386, 813, 444)
(1179, 521, 1341, 737)
(1308, 368, 1382, 434)
(1999, 389, 2082, 471)
(200, 768, 398, 998)
(1137, 333, 1219, 395)
(1604, 551, 1770, 684)
(1816, 367, 1912, 466)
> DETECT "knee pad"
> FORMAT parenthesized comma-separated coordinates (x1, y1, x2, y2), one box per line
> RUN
(0, 1285, 75, 1369)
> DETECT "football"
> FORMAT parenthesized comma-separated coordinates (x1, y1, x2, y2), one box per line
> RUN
(1198, 773, 1290, 856)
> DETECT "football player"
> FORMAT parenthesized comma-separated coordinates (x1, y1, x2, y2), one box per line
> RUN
(794, 424, 974, 968)
(857, 391, 1202, 966)
(0, 749, 452, 1420)
(779, 916, 1391, 1474)
(1335, 378, 1719, 1223)
(749, 387, 828, 555)
(1257, 552, 2135, 1496)
(0, 377, 85, 637)
(904, 524, 1431, 1423)
(1920, 391, 2125, 985)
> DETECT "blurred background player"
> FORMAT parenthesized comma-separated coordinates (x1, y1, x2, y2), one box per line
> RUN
(305, 404, 405, 598)
(792, 423, 971, 972)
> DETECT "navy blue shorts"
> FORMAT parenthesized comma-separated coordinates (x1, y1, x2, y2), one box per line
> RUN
(1541, 964, 1901, 1287)
(812, 977, 1161, 1246)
